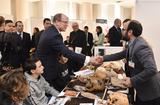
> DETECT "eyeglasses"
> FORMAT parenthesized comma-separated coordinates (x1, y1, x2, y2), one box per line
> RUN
(60, 20, 69, 24)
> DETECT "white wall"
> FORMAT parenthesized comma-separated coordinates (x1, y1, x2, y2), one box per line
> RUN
(135, 0, 160, 70)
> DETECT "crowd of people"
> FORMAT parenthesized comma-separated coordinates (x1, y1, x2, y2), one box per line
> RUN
(0, 13, 160, 105)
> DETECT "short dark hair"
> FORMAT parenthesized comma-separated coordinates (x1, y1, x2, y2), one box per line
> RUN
(96, 26, 102, 34)
(127, 20, 143, 37)
(23, 55, 40, 75)
(43, 18, 51, 24)
(34, 27, 39, 32)
(5, 20, 13, 25)
(123, 19, 131, 23)
(84, 26, 88, 29)
(0, 16, 5, 27)
(15, 21, 23, 26)
(52, 13, 62, 22)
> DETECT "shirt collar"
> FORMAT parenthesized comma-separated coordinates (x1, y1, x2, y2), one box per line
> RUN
(17, 31, 23, 35)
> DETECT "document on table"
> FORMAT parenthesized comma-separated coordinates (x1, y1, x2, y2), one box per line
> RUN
(74, 69, 94, 76)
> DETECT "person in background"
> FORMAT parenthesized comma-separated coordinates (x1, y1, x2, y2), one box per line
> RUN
(69, 22, 86, 54)
(84, 26, 93, 56)
(23, 55, 59, 105)
(108, 18, 122, 46)
(1, 20, 19, 69)
(4, 20, 14, 32)
(94, 26, 105, 56)
(15, 21, 31, 65)
(94, 26, 105, 46)
(64, 36, 70, 46)
(0, 69, 29, 105)
(35, 18, 51, 49)
(97, 20, 160, 105)
(31, 27, 39, 49)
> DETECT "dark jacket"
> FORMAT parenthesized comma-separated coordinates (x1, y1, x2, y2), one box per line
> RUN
(108, 26, 122, 46)
(36, 25, 86, 81)
(69, 29, 86, 54)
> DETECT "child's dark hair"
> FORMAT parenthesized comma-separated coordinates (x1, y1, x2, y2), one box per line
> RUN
(23, 55, 40, 75)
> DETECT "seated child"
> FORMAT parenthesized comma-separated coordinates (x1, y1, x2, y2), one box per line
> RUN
(23, 55, 59, 105)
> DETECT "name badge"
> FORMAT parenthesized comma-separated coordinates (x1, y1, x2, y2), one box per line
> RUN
(129, 61, 135, 68)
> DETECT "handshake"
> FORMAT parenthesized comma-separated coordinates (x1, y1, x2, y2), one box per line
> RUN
(89, 56, 104, 66)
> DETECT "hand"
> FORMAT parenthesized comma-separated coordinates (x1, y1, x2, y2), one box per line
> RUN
(122, 77, 132, 88)
(89, 56, 103, 66)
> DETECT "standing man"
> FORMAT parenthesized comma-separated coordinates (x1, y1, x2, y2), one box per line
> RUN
(98, 20, 160, 105)
(84, 26, 93, 56)
(15, 21, 31, 65)
(108, 18, 122, 46)
(69, 22, 86, 54)
(36, 13, 101, 88)
(35, 18, 51, 49)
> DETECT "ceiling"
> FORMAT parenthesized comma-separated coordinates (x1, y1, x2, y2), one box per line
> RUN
(28, 0, 136, 7)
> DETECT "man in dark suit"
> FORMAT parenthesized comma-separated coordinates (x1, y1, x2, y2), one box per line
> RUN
(36, 13, 101, 89)
(69, 22, 86, 54)
(108, 18, 122, 46)
(35, 18, 51, 49)
(15, 21, 31, 65)
(84, 26, 93, 56)
(97, 20, 160, 105)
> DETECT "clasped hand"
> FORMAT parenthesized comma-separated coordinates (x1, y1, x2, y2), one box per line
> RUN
(89, 56, 103, 66)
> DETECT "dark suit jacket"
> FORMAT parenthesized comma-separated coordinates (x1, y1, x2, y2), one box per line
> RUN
(103, 37, 160, 101)
(35, 30, 44, 48)
(87, 32, 93, 48)
(69, 29, 86, 54)
(108, 26, 122, 46)
(7, 32, 31, 67)
(1, 32, 22, 68)
(21, 32, 31, 63)
(36, 26, 85, 81)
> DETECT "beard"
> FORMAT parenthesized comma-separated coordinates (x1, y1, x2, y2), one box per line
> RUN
(122, 31, 129, 41)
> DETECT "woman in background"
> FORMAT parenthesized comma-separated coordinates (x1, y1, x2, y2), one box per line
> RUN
(31, 27, 39, 49)
(94, 26, 105, 46)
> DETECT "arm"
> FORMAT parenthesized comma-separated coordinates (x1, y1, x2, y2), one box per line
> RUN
(103, 50, 126, 61)
(131, 45, 158, 89)
(42, 76, 59, 96)
(50, 34, 86, 65)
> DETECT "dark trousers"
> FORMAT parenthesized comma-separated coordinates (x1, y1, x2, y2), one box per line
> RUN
(85, 46, 92, 56)
(135, 96, 160, 105)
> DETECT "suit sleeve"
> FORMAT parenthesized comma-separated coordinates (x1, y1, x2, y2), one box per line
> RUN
(50, 34, 86, 65)
(103, 50, 126, 61)
(131, 45, 158, 89)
